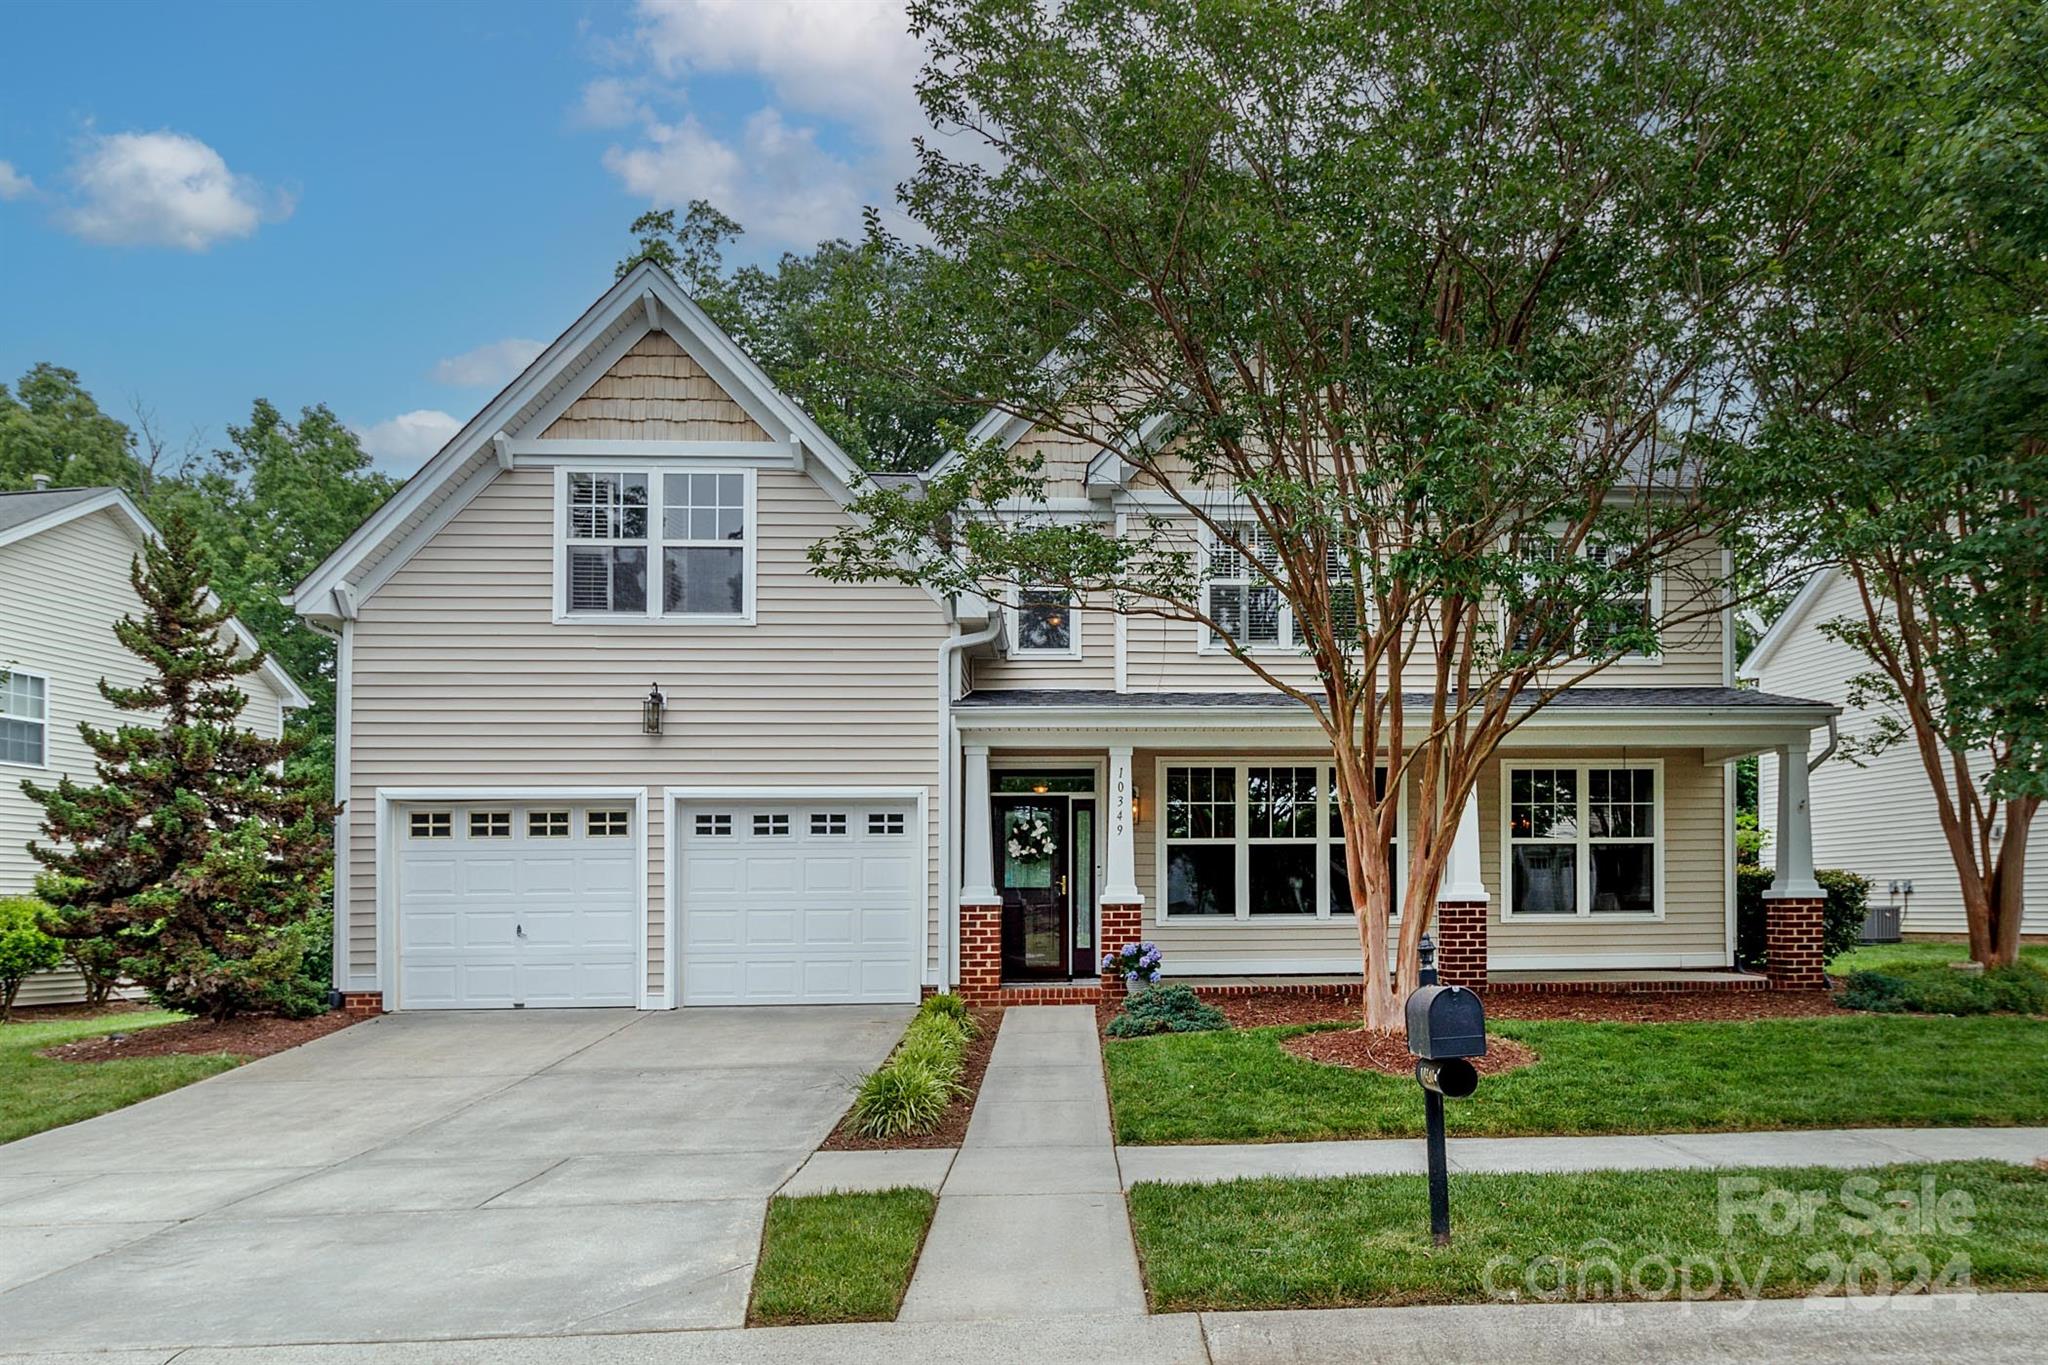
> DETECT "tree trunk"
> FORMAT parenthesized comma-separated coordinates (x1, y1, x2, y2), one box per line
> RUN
(1986, 797, 2038, 968)
(1, 980, 16, 1024)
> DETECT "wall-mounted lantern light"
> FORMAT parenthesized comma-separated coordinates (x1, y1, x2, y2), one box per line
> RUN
(642, 682, 667, 735)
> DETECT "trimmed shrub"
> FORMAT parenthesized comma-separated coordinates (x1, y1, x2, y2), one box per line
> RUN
(0, 897, 64, 1021)
(1105, 983, 1228, 1038)
(1841, 961, 2048, 1016)
(847, 1059, 955, 1138)
(1734, 866, 1871, 969)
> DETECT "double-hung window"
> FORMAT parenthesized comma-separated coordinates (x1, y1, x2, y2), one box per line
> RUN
(1505, 535, 1657, 661)
(1161, 759, 1402, 920)
(1504, 762, 1660, 917)
(560, 468, 752, 622)
(1014, 587, 1077, 655)
(1204, 524, 1362, 652)
(0, 670, 48, 767)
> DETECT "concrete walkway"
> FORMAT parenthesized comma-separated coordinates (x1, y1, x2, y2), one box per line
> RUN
(895, 1005, 1146, 1322)
(1119, 1125, 2048, 1187)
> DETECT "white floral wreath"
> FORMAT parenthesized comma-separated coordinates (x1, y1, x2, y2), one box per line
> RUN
(1005, 813, 1055, 862)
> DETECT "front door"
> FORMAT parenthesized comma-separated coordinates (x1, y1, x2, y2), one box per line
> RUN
(994, 795, 1068, 980)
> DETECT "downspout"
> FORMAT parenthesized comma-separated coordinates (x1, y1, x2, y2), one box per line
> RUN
(1808, 715, 1839, 774)
(939, 614, 1003, 992)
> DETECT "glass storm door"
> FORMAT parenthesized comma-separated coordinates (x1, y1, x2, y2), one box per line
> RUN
(994, 795, 1068, 980)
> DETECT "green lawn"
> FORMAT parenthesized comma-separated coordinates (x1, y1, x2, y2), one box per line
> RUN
(1, 1010, 239, 1145)
(1128, 1161, 2048, 1311)
(747, 1188, 938, 1326)
(1105, 1015, 2048, 1144)
(1831, 941, 2048, 975)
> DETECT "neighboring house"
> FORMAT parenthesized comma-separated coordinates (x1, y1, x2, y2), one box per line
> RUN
(0, 486, 310, 1005)
(1743, 568, 2046, 938)
(290, 264, 1841, 1013)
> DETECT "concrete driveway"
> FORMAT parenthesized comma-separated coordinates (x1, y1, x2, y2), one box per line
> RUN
(0, 1005, 909, 1352)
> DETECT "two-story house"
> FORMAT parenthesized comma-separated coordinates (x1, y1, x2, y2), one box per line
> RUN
(291, 264, 1840, 1013)
(1, 485, 309, 1005)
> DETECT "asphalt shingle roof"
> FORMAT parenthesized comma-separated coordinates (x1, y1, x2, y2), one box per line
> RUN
(955, 686, 1832, 710)
(0, 486, 108, 534)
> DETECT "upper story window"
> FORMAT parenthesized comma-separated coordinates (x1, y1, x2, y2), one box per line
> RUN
(1014, 587, 1078, 656)
(0, 670, 48, 767)
(1507, 536, 1658, 663)
(1504, 762, 1660, 918)
(559, 468, 753, 623)
(1204, 524, 1359, 653)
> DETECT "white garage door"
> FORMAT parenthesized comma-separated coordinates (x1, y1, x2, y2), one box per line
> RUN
(397, 801, 641, 1009)
(678, 799, 921, 1005)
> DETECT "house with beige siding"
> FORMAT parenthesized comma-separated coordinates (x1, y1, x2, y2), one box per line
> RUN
(292, 264, 1841, 1013)
(1744, 568, 2046, 939)
(0, 486, 308, 1005)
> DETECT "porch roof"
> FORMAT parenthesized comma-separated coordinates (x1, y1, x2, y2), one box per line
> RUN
(955, 686, 1832, 712)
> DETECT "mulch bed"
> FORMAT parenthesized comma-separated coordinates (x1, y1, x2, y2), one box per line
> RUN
(820, 1006, 1003, 1151)
(1283, 1026, 1542, 1078)
(42, 1010, 358, 1063)
(1214, 987, 1843, 1030)
(7, 1000, 153, 1024)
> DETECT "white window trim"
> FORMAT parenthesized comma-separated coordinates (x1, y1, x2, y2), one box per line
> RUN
(1193, 524, 1369, 657)
(1152, 755, 1409, 924)
(1499, 758, 1666, 921)
(550, 465, 758, 626)
(1498, 534, 1666, 667)
(1008, 586, 1083, 659)
(0, 666, 50, 770)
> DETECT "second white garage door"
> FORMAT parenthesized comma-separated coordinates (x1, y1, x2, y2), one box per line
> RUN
(677, 799, 921, 1005)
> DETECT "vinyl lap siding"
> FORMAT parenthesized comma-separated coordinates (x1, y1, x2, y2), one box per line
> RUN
(344, 466, 951, 998)
(0, 509, 288, 1005)
(970, 604, 1117, 690)
(1755, 572, 2047, 935)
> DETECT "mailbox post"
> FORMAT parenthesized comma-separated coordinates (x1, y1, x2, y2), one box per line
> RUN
(1406, 934, 1486, 1245)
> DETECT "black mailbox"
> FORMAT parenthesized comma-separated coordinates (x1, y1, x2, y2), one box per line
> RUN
(1406, 984, 1487, 1061)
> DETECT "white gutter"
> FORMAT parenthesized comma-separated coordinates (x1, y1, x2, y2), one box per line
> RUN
(938, 614, 1003, 993)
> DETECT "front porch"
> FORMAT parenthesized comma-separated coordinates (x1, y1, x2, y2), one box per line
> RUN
(948, 687, 1837, 1002)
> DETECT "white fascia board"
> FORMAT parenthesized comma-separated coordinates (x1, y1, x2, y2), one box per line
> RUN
(927, 410, 1038, 479)
(1737, 567, 1837, 682)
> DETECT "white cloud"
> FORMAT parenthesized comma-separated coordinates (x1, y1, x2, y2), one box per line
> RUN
(61, 130, 290, 250)
(354, 410, 462, 471)
(0, 161, 34, 201)
(603, 108, 865, 246)
(587, 0, 928, 247)
(430, 337, 546, 388)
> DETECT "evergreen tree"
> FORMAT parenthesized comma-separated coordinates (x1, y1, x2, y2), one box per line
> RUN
(24, 512, 335, 1020)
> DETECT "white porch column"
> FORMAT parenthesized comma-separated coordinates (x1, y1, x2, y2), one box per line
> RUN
(1765, 734, 1824, 900)
(959, 743, 1000, 905)
(1104, 744, 1143, 904)
(1438, 785, 1489, 904)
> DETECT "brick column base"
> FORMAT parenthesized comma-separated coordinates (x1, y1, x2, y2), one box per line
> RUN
(340, 992, 383, 1017)
(958, 901, 1003, 1004)
(1098, 902, 1145, 996)
(1434, 900, 1489, 988)
(1765, 896, 1828, 990)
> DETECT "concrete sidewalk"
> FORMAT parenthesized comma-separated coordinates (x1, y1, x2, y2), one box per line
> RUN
(7, 1294, 2041, 1364)
(894, 1005, 1146, 1322)
(1118, 1125, 2048, 1187)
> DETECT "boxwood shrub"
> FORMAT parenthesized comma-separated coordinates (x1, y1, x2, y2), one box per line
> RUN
(1734, 865, 1871, 969)
(1841, 960, 2048, 1016)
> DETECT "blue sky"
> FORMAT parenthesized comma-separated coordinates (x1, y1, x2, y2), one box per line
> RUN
(0, 0, 928, 472)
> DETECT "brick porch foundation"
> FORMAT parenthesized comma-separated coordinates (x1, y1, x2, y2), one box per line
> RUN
(958, 900, 1003, 1004)
(340, 992, 384, 1017)
(1434, 900, 1489, 988)
(1765, 896, 1828, 990)
(1097, 902, 1145, 996)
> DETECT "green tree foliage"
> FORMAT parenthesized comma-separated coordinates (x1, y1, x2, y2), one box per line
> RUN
(0, 897, 64, 1022)
(0, 365, 152, 493)
(25, 514, 336, 1021)
(156, 401, 398, 787)
(1752, 0, 2047, 965)
(811, 0, 1868, 1026)
(619, 203, 975, 471)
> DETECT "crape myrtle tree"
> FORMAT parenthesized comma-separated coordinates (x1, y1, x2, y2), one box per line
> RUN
(1751, 0, 2048, 967)
(24, 513, 336, 1020)
(811, 0, 1869, 1028)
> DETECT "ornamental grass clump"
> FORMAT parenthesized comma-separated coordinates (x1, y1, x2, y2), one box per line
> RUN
(845, 996, 979, 1138)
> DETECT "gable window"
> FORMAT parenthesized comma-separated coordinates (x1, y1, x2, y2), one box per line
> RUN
(1162, 759, 1403, 921)
(0, 670, 48, 767)
(1504, 762, 1660, 918)
(1014, 588, 1078, 655)
(1204, 525, 1361, 653)
(559, 468, 753, 623)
